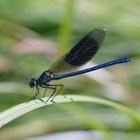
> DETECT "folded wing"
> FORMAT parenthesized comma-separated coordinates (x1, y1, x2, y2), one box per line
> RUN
(48, 28, 106, 74)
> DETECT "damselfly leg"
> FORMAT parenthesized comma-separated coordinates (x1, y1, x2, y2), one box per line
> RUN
(27, 86, 44, 102)
(41, 84, 64, 103)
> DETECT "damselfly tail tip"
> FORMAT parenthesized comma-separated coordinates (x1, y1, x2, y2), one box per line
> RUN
(122, 57, 132, 63)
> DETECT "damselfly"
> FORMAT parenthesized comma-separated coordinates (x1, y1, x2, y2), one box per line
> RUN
(29, 28, 131, 102)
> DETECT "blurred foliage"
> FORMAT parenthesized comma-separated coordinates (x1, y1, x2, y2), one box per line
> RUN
(0, 0, 140, 140)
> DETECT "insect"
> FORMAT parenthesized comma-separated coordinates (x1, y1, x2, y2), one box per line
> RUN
(29, 28, 131, 103)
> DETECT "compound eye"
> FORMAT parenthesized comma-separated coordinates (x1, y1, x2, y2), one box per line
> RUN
(29, 78, 36, 88)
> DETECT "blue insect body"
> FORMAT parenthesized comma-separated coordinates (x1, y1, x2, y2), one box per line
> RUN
(53, 58, 131, 80)
(37, 72, 53, 84)
(29, 28, 131, 102)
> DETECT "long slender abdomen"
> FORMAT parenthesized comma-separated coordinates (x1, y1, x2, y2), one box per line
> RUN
(52, 58, 131, 80)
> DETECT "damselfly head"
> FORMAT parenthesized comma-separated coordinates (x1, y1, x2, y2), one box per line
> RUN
(29, 78, 36, 88)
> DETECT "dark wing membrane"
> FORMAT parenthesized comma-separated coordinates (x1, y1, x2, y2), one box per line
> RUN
(48, 28, 106, 73)
(48, 53, 73, 73)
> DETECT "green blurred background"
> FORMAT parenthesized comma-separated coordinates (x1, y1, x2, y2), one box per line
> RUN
(0, 0, 140, 139)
